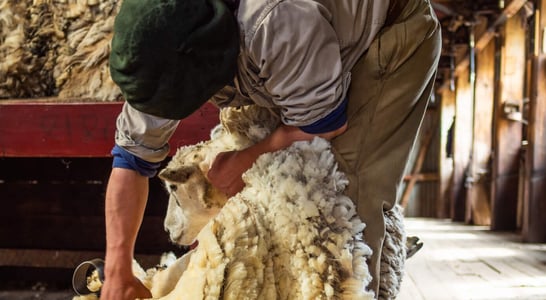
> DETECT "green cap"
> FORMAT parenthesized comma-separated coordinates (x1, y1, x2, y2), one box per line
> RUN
(110, 0, 239, 119)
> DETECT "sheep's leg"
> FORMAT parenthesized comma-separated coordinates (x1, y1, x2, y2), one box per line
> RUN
(377, 205, 406, 300)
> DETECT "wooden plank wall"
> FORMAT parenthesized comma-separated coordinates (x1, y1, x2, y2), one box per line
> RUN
(0, 100, 219, 251)
(0, 101, 220, 285)
(0, 101, 219, 157)
(441, 0, 545, 241)
(0, 158, 175, 253)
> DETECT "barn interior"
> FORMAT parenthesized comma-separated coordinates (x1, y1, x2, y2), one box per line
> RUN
(0, 0, 545, 299)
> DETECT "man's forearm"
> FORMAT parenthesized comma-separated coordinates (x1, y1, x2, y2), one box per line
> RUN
(245, 122, 348, 158)
(104, 168, 149, 280)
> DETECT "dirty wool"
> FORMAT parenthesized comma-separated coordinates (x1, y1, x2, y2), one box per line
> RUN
(0, 0, 121, 99)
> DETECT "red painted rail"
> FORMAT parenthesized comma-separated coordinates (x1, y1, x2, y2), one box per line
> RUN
(0, 99, 219, 157)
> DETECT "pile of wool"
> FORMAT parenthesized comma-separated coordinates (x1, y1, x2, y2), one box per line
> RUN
(0, 0, 121, 100)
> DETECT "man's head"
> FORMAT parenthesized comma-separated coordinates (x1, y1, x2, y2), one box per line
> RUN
(110, 0, 239, 120)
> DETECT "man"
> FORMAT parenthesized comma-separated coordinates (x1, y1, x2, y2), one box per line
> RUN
(101, 0, 441, 299)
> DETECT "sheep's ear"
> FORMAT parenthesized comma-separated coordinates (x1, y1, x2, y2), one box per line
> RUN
(158, 166, 198, 183)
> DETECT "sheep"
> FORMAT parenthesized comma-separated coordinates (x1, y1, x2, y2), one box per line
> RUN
(72, 105, 406, 300)
(0, 0, 121, 100)
(153, 105, 406, 299)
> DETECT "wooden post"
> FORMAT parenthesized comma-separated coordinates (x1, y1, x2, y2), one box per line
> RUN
(452, 68, 474, 222)
(523, 0, 546, 242)
(465, 29, 496, 226)
(491, 14, 526, 231)
(438, 88, 456, 219)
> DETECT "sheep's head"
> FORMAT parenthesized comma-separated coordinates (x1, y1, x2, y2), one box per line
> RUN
(158, 105, 280, 246)
(158, 143, 229, 246)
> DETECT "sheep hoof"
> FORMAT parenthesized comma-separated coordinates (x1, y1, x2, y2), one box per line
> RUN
(406, 236, 423, 259)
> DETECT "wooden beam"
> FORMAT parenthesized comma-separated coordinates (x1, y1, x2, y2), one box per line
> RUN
(438, 0, 529, 93)
(403, 173, 439, 182)
(0, 99, 219, 157)
(401, 111, 440, 208)
(0, 249, 161, 269)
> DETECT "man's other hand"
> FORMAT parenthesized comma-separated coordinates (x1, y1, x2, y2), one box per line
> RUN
(100, 275, 152, 300)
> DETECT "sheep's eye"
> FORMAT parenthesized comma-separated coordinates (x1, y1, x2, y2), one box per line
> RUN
(169, 184, 177, 192)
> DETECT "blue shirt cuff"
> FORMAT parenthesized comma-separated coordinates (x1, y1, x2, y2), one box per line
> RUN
(111, 145, 161, 178)
(299, 96, 348, 134)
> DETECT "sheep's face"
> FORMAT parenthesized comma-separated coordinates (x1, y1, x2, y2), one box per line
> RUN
(158, 105, 280, 246)
(159, 144, 229, 246)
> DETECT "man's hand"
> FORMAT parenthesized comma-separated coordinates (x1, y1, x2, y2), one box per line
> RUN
(207, 123, 347, 197)
(103, 168, 150, 300)
(208, 150, 255, 197)
(100, 275, 152, 300)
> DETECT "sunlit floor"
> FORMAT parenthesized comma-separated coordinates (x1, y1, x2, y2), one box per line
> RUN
(399, 218, 546, 300)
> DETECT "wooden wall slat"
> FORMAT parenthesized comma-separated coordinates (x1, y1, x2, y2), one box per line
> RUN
(0, 100, 219, 157)
(0, 158, 112, 181)
(0, 183, 107, 216)
(0, 156, 177, 251)
(0, 215, 177, 253)
(0, 180, 169, 217)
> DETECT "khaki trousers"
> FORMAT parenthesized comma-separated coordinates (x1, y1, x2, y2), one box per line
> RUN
(331, 0, 441, 296)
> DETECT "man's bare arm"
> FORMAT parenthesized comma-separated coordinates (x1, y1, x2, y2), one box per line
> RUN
(101, 168, 152, 300)
(208, 122, 347, 196)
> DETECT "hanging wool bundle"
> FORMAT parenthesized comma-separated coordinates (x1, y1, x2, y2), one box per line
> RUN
(0, 0, 26, 97)
(0, 0, 122, 100)
(54, 0, 121, 100)
(0, 0, 53, 98)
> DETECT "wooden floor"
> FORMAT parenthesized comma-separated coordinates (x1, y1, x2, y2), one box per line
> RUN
(399, 219, 546, 300)
(1, 218, 545, 299)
